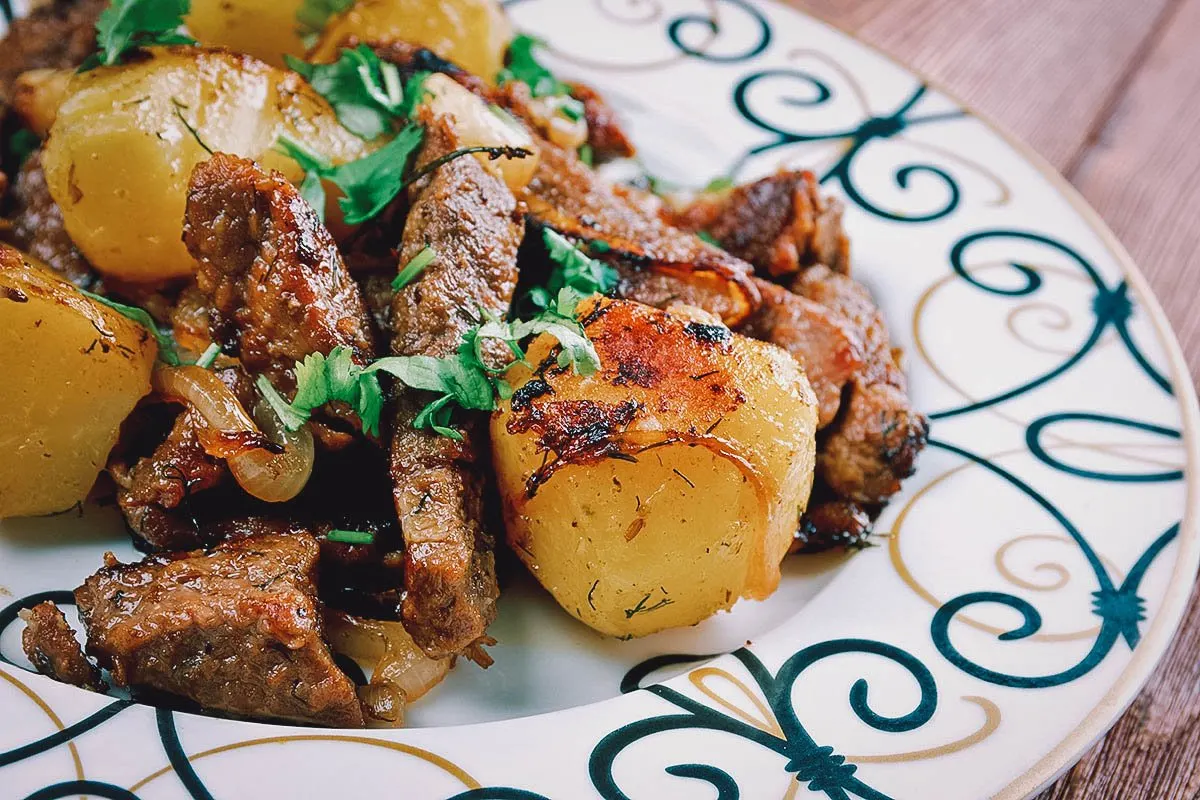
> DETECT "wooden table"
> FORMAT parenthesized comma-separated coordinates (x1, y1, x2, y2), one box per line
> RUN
(785, 0, 1200, 796)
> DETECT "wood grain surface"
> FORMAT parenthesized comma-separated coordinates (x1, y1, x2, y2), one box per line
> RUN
(787, 0, 1200, 797)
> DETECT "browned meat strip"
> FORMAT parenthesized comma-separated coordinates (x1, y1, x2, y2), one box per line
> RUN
(525, 139, 760, 326)
(75, 533, 365, 727)
(793, 266, 928, 503)
(388, 116, 520, 657)
(3, 151, 93, 287)
(183, 153, 376, 391)
(791, 494, 873, 554)
(20, 601, 104, 692)
(111, 407, 229, 551)
(0, 0, 102, 101)
(668, 171, 850, 278)
(565, 80, 636, 162)
(739, 278, 864, 428)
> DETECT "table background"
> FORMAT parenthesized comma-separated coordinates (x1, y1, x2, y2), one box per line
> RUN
(784, 1, 1200, 797)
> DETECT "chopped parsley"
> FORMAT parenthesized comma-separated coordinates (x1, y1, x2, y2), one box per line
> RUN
(392, 245, 437, 291)
(702, 175, 735, 193)
(194, 342, 221, 369)
(697, 230, 720, 246)
(326, 529, 375, 545)
(578, 143, 594, 167)
(286, 46, 428, 140)
(8, 129, 40, 169)
(259, 287, 602, 440)
(497, 34, 585, 121)
(527, 229, 618, 311)
(80, 0, 196, 72)
(79, 289, 180, 365)
(295, 0, 354, 48)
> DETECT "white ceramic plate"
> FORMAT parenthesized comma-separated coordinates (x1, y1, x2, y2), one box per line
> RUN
(2, 1, 1197, 798)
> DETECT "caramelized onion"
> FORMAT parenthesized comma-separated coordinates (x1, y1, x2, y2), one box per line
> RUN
(151, 366, 314, 503)
(325, 613, 452, 728)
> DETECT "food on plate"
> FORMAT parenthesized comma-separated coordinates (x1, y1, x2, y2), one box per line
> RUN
(492, 298, 818, 637)
(41, 47, 371, 282)
(0, 245, 156, 517)
(310, 0, 513, 82)
(0, 0, 926, 726)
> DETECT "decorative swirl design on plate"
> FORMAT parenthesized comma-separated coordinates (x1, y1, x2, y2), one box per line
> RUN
(590, 641, 991, 800)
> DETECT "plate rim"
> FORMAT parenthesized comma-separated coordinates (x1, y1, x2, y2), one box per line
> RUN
(781, 4, 1200, 796)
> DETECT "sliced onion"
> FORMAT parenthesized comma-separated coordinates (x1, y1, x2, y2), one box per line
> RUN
(151, 366, 314, 503)
(325, 613, 452, 728)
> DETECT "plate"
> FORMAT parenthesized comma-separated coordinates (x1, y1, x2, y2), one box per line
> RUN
(2, 1, 1197, 798)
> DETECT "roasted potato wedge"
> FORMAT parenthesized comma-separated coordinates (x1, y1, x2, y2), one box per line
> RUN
(41, 47, 371, 283)
(491, 298, 819, 637)
(186, 0, 308, 67)
(0, 246, 156, 518)
(311, 0, 512, 81)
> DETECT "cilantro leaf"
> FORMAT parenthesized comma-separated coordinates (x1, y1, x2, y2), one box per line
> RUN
(329, 122, 425, 224)
(578, 143, 594, 167)
(256, 374, 311, 431)
(702, 175, 735, 193)
(536, 228, 618, 309)
(83, 0, 196, 71)
(274, 135, 330, 219)
(326, 529, 375, 544)
(392, 245, 437, 291)
(8, 129, 40, 170)
(498, 34, 569, 98)
(79, 288, 180, 365)
(295, 0, 355, 48)
(286, 46, 412, 140)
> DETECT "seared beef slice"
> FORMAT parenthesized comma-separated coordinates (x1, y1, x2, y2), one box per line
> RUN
(75, 534, 364, 727)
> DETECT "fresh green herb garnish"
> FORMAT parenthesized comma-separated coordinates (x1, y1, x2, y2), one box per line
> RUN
(578, 143, 594, 167)
(8, 129, 40, 169)
(527, 229, 618, 311)
(702, 175, 735, 193)
(276, 125, 424, 224)
(286, 46, 427, 140)
(497, 34, 584, 120)
(79, 289, 180, 365)
(295, 0, 354, 48)
(194, 342, 221, 369)
(80, 0, 196, 72)
(171, 98, 213, 154)
(392, 245, 437, 291)
(256, 347, 384, 435)
(697, 230, 720, 246)
(326, 529, 375, 545)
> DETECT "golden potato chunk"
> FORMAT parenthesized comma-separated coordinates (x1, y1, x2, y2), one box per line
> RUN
(311, 0, 512, 81)
(0, 246, 156, 518)
(492, 299, 819, 637)
(42, 47, 371, 283)
(186, 0, 308, 67)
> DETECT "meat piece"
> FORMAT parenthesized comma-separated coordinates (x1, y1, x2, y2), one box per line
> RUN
(793, 266, 928, 503)
(791, 495, 873, 554)
(183, 153, 376, 390)
(20, 601, 104, 692)
(391, 115, 522, 358)
(565, 80, 636, 162)
(388, 116, 519, 657)
(3, 151, 94, 287)
(75, 533, 365, 727)
(111, 407, 229, 551)
(668, 171, 850, 278)
(524, 139, 760, 326)
(739, 278, 864, 428)
(0, 0, 103, 102)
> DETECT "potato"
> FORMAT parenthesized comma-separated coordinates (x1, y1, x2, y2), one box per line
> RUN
(186, 0, 308, 67)
(422, 73, 539, 192)
(311, 0, 512, 81)
(0, 246, 156, 518)
(42, 47, 372, 283)
(491, 298, 819, 637)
